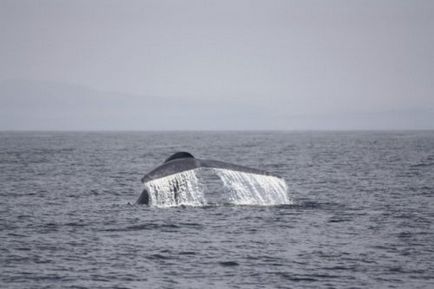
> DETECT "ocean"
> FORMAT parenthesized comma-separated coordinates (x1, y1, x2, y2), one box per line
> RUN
(1, 131, 433, 288)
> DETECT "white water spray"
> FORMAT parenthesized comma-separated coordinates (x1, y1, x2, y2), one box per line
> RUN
(144, 169, 206, 207)
(143, 168, 291, 207)
(214, 169, 291, 206)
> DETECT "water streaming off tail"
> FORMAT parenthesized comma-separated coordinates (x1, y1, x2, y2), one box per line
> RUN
(143, 168, 291, 207)
(214, 169, 291, 206)
(144, 169, 207, 207)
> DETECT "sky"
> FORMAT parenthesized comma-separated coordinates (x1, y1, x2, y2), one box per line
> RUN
(0, 0, 433, 130)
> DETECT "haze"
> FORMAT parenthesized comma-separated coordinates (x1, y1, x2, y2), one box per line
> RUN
(1, 0, 433, 130)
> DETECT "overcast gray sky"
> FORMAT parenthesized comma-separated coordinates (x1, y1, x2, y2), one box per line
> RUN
(0, 0, 433, 130)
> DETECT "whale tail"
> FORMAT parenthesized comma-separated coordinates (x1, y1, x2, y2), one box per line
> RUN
(141, 152, 275, 184)
(137, 152, 289, 206)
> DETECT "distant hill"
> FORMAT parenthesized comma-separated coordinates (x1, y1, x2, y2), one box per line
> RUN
(1, 79, 433, 130)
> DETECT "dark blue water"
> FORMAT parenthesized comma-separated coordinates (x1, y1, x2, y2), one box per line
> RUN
(1, 131, 433, 289)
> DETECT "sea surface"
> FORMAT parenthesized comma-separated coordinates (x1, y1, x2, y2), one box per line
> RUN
(1, 131, 433, 289)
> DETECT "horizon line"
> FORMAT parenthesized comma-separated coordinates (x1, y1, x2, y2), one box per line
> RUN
(1, 128, 433, 133)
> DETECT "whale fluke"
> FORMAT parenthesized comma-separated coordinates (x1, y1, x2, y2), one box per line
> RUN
(137, 152, 284, 206)
(140, 152, 273, 184)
